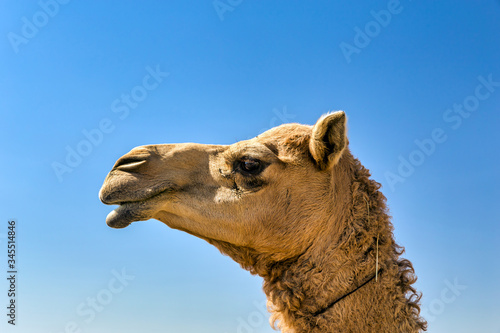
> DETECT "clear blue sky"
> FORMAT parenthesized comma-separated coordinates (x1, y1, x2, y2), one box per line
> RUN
(1, 1, 499, 332)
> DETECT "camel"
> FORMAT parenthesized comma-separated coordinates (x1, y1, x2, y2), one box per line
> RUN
(99, 112, 427, 332)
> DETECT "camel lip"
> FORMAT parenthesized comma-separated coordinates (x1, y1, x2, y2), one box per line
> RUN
(106, 204, 140, 229)
(105, 203, 147, 229)
(99, 174, 174, 205)
(102, 188, 175, 228)
(106, 206, 134, 228)
(99, 189, 148, 205)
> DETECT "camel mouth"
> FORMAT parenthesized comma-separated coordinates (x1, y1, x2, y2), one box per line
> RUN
(101, 183, 175, 228)
(100, 171, 175, 228)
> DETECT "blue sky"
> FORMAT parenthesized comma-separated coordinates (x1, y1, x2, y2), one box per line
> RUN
(1, 1, 499, 332)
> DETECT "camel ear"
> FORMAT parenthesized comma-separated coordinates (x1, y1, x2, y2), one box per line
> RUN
(309, 111, 347, 169)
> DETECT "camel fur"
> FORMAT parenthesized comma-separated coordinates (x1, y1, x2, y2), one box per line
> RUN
(100, 111, 427, 332)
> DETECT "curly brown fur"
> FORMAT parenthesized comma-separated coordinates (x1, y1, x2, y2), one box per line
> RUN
(209, 150, 427, 332)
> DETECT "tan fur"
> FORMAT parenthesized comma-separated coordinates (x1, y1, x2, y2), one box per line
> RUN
(100, 111, 427, 332)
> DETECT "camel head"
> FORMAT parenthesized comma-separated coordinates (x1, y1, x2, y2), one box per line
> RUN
(99, 112, 348, 261)
(100, 111, 427, 332)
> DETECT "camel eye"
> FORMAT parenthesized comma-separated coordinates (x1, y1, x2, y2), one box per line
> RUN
(238, 158, 262, 175)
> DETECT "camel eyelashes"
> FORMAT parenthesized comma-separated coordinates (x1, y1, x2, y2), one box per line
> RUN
(237, 157, 263, 175)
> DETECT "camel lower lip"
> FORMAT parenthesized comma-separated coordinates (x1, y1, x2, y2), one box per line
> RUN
(106, 204, 144, 228)
(102, 188, 174, 228)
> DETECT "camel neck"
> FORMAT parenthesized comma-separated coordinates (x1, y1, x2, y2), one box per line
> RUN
(261, 245, 387, 332)
(259, 185, 425, 332)
(311, 268, 382, 317)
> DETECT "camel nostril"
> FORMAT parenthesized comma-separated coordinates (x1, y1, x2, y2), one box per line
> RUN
(113, 155, 149, 171)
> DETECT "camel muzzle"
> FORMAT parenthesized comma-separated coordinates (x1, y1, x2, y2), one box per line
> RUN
(99, 146, 174, 204)
(99, 145, 177, 228)
(99, 143, 218, 229)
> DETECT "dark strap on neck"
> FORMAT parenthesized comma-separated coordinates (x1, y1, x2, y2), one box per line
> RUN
(313, 269, 383, 317)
